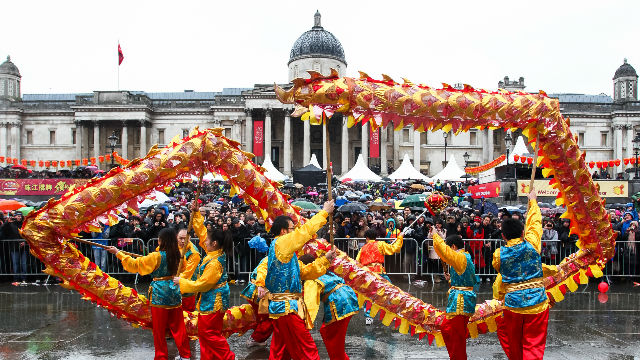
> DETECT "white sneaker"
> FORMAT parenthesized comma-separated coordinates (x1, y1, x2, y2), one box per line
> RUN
(174, 356, 190, 360)
(365, 317, 373, 325)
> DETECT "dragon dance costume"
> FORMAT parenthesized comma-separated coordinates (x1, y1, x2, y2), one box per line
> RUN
(356, 234, 403, 317)
(116, 250, 191, 360)
(492, 200, 549, 360)
(240, 257, 273, 343)
(255, 210, 332, 360)
(179, 211, 234, 360)
(304, 271, 359, 360)
(431, 232, 479, 360)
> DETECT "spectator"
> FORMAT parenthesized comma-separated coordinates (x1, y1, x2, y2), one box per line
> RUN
(541, 219, 559, 263)
(1, 212, 26, 281)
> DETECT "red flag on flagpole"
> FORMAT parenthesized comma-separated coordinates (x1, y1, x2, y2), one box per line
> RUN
(118, 44, 124, 65)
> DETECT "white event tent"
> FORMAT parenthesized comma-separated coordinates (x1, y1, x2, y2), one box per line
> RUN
(262, 155, 288, 182)
(432, 156, 468, 182)
(339, 154, 382, 182)
(388, 154, 432, 181)
(478, 135, 530, 183)
(308, 154, 322, 169)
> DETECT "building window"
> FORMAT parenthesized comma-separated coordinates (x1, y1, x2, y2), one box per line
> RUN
(72, 129, 76, 145)
(469, 130, 478, 146)
(313, 62, 320, 72)
(294, 65, 299, 78)
(49, 130, 56, 145)
(402, 128, 410, 143)
(420, 132, 428, 145)
(578, 132, 584, 147)
(182, 129, 189, 138)
(0, 79, 4, 96)
(601, 132, 608, 147)
(158, 129, 165, 145)
(26, 130, 33, 145)
(8, 81, 14, 97)
(630, 82, 634, 98)
(621, 83, 626, 98)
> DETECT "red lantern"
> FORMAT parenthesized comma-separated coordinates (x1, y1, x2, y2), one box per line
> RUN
(67, 160, 73, 167)
(0, 156, 4, 163)
(99, 155, 104, 163)
(519, 157, 525, 163)
(527, 157, 533, 165)
(38, 160, 44, 167)
(82, 158, 88, 166)
(12, 158, 18, 165)
(59, 160, 64, 168)
(44, 161, 50, 167)
(90, 157, 96, 165)
(75, 160, 80, 166)
(624, 158, 630, 165)
(608, 160, 615, 167)
(588, 161, 595, 168)
(105, 154, 111, 161)
(615, 159, 621, 166)
(514, 154, 520, 162)
(52, 161, 58, 167)
(21, 159, 27, 166)
(30, 160, 36, 167)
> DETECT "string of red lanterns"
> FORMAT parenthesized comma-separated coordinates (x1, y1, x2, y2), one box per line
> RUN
(0, 152, 129, 169)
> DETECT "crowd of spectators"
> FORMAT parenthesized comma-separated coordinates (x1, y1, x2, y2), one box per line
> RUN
(0, 179, 638, 282)
(0, 166, 101, 179)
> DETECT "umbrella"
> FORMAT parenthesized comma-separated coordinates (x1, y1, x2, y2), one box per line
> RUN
(12, 164, 27, 171)
(307, 191, 319, 196)
(86, 165, 98, 171)
(174, 188, 191, 193)
(344, 191, 359, 200)
(335, 196, 349, 207)
(337, 202, 368, 213)
(475, 201, 499, 216)
(283, 183, 296, 189)
(0, 200, 26, 211)
(294, 183, 304, 189)
(410, 183, 426, 190)
(17, 206, 35, 216)
(400, 194, 428, 208)
(341, 178, 353, 183)
(369, 201, 391, 211)
(359, 194, 372, 201)
(291, 201, 321, 211)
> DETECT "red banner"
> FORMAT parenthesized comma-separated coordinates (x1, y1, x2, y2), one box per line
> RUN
(468, 181, 501, 199)
(0, 179, 88, 196)
(253, 120, 264, 157)
(369, 128, 380, 158)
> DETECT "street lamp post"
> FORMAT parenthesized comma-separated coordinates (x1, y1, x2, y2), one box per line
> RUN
(463, 151, 471, 184)
(504, 132, 513, 179)
(108, 131, 119, 169)
(443, 131, 449, 166)
(633, 132, 640, 179)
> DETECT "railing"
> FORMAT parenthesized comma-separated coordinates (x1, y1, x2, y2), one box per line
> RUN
(147, 238, 236, 275)
(332, 238, 420, 276)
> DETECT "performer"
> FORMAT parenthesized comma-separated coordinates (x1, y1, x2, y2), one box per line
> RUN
(492, 188, 549, 360)
(302, 253, 359, 360)
(356, 228, 404, 324)
(107, 228, 191, 360)
(240, 256, 273, 345)
(430, 228, 478, 360)
(177, 227, 202, 312)
(173, 224, 235, 360)
(254, 200, 337, 360)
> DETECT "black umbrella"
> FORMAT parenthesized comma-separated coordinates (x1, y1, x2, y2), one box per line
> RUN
(337, 202, 368, 213)
(475, 201, 499, 216)
(283, 183, 296, 189)
(174, 188, 192, 193)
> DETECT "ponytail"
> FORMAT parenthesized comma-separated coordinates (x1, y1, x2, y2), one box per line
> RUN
(158, 228, 181, 276)
(208, 228, 234, 255)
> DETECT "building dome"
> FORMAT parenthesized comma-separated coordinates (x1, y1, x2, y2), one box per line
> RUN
(613, 58, 637, 80)
(0, 56, 21, 77)
(288, 11, 346, 65)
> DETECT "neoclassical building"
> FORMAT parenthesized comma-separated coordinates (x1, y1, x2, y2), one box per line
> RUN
(1, 12, 640, 178)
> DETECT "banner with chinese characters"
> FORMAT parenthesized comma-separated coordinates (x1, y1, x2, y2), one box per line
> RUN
(369, 128, 380, 158)
(0, 179, 88, 196)
(468, 181, 501, 199)
(253, 120, 264, 157)
(517, 180, 628, 198)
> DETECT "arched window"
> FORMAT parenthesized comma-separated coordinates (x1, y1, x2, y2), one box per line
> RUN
(0, 79, 5, 96)
(8, 80, 14, 97)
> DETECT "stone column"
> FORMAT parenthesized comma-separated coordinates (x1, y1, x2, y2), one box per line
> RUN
(140, 121, 147, 157)
(245, 109, 253, 153)
(615, 124, 623, 174)
(303, 120, 310, 165)
(264, 109, 272, 160)
(482, 129, 490, 163)
(93, 122, 100, 161)
(487, 129, 494, 161)
(12, 123, 20, 159)
(361, 124, 368, 164)
(322, 123, 327, 169)
(413, 128, 421, 170)
(341, 118, 349, 174)
(380, 127, 388, 175)
(74, 121, 82, 159)
(121, 121, 128, 159)
(393, 128, 400, 168)
(0, 124, 6, 158)
(626, 125, 633, 161)
(284, 110, 292, 175)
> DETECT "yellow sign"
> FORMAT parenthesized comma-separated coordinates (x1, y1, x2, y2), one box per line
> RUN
(517, 180, 628, 198)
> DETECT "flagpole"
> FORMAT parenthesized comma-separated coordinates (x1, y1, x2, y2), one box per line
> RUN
(117, 40, 120, 91)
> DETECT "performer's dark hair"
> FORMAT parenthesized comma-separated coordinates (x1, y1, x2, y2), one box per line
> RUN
(501, 218, 524, 240)
(364, 229, 377, 240)
(208, 228, 233, 255)
(158, 228, 181, 276)
(298, 254, 315, 265)
(445, 234, 464, 250)
(271, 215, 293, 236)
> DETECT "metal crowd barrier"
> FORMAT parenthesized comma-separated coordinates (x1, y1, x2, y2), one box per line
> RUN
(147, 238, 236, 276)
(332, 237, 420, 279)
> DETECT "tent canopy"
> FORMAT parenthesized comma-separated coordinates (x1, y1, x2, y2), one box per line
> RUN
(308, 154, 322, 169)
(478, 135, 530, 183)
(339, 154, 382, 182)
(293, 163, 326, 187)
(388, 154, 431, 181)
(432, 156, 469, 182)
(262, 155, 288, 182)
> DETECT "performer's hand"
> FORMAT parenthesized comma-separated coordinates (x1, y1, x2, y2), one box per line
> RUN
(323, 200, 335, 214)
(257, 286, 267, 298)
(528, 188, 537, 201)
(173, 277, 180, 285)
(325, 248, 337, 262)
(106, 246, 119, 255)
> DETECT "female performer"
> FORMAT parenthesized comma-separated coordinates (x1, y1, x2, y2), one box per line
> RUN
(174, 227, 235, 360)
(107, 228, 191, 360)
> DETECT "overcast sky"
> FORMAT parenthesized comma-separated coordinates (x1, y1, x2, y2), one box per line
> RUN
(2, 0, 638, 96)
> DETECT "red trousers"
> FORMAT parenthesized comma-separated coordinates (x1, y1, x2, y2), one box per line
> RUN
(269, 313, 320, 360)
(501, 308, 549, 360)
(182, 295, 196, 312)
(496, 313, 510, 355)
(150, 306, 191, 360)
(440, 315, 470, 360)
(198, 312, 235, 360)
(320, 316, 353, 360)
(249, 302, 274, 343)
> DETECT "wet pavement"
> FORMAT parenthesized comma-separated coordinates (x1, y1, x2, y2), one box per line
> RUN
(0, 276, 638, 359)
